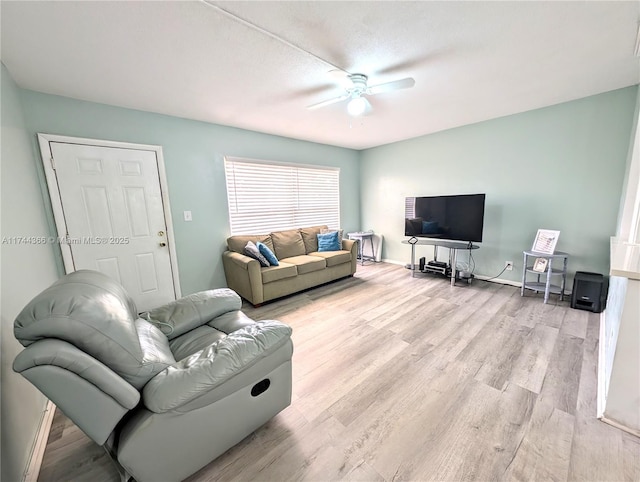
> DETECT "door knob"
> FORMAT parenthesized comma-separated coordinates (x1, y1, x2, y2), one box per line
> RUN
(158, 231, 165, 237)
(159, 242, 167, 247)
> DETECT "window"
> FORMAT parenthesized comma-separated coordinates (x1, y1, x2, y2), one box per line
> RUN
(224, 157, 340, 235)
(405, 196, 416, 218)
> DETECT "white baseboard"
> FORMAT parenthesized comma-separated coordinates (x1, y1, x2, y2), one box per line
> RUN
(599, 414, 640, 438)
(597, 310, 607, 420)
(384, 259, 523, 288)
(381, 258, 405, 266)
(23, 400, 55, 482)
(381, 259, 575, 294)
(473, 274, 522, 287)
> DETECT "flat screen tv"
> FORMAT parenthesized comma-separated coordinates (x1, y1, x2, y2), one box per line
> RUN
(404, 193, 486, 243)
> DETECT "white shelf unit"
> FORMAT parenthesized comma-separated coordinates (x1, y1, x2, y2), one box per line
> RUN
(521, 250, 569, 304)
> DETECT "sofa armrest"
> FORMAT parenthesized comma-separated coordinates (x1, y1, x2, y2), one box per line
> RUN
(222, 251, 264, 305)
(224, 250, 254, 270)
(142, 320, 292, 413)
(342, 238, 356, 251)
(141, 289, 242, 340)
(342, 239, 358, 274)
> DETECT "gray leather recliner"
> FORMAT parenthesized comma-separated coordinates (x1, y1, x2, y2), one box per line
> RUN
(13, 270, 293, 482)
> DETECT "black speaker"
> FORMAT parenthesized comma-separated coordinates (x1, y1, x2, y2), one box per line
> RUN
(571, 272, 606, 313)
(419, 257, 426, 271)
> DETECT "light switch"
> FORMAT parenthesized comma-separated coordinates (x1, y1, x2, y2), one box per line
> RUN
(184, 210, 192, 222)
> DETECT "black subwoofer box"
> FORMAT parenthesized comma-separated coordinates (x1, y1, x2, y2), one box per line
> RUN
(571, 271, 606, 313)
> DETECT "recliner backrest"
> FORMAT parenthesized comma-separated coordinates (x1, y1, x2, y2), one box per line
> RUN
(14, 270, 174, 389)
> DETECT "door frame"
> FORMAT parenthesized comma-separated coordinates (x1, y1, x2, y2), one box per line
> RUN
(37, 133, 182, 299)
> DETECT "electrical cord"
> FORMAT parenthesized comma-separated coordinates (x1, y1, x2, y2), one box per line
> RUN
(456, 247, 476, 274)
(484, 265, 508, 281)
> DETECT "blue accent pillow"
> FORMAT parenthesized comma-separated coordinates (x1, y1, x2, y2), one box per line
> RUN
(243, 241, 270, 267)
(257, 241, 279, 266)
(317, 231, 340, 252)
(422, 221, 440, 234)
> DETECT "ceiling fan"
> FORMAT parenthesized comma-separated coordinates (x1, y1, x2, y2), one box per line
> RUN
(307, 73, 416, 117)
(202, 4, 416, 118)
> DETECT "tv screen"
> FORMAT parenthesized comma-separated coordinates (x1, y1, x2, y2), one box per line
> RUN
(404, 193, 486, 243)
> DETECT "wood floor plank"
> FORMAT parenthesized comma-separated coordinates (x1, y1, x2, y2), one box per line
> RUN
(36, 262, 639, 482)
(567, 414, 627, 482)
(622, 432, 640, 481)
(503, 401, 575, 482)
(509, 322, 559, 394)
(560, 307, 590, 339)
(575, 311, 600, 415)
(474, 321, 531, 391)
(538, 333, 584, 415)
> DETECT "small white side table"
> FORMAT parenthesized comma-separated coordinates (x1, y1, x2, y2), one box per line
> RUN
(521, 250, 569, 304)
(348, 232, 376, 265)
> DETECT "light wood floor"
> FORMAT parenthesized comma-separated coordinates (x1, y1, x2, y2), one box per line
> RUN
(38, 262, 640, 482)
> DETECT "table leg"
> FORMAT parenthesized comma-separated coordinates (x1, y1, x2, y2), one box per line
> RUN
(521, 252, 527, 296)
(560, 256, 567, 301)
(544, 257, 552, 304)
(450, 248, 457, 286)
(411, 243, 415, 278)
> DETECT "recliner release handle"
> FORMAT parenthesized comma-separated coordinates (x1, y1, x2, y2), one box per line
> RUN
(251, 379, 271, 397)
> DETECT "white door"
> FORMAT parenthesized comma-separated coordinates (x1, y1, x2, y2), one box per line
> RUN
(46, 140, 178, 311)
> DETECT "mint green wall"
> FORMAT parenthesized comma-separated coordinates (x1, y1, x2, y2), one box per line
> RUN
(1, 65, 60, 482)
(360, 86, 638, 284)
(18, 91, 361, 295)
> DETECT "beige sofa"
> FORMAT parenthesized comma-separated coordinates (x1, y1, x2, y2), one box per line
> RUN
(222, 226, 357, 305)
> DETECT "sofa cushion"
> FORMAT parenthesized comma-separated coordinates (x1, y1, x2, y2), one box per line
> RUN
(308, 250, 352, 267)
(281, 255, 326, 274)
(261, 262, 298, 283)
(271, 229, 305, 259)
(227, 235, 273, 254)
(300, 225, 328, 254)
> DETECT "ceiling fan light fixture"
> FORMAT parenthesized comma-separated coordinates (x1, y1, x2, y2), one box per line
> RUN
(347, 96, 367, 116)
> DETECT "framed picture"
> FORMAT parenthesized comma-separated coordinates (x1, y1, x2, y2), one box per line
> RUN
(533, 257, 548, 273)
(532, 229, 560, 254)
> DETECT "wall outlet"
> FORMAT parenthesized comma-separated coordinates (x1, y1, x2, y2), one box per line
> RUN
(183, 210, 192, 222)
(505, 261, 514, 271)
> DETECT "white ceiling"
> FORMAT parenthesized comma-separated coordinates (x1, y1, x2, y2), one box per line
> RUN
(2, 1, 639, 150)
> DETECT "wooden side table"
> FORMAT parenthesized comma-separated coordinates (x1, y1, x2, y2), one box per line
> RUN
(521, 250, 569, 304)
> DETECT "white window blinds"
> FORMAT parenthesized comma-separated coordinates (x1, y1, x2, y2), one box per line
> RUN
(224, 157, 340, 235)
(405, 197, 416, 218)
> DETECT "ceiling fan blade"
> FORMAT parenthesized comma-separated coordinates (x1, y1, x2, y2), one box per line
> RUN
(367, 77, 415, 95)
(361, 97, 373, 116)
(307, 94, 349, 110)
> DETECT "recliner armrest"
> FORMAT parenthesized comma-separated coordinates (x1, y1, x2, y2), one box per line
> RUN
(13, 339, 140, 445)
(142, 320, 292, 413)
(141, 288, 242, 340)
(14, 339, 140, 408)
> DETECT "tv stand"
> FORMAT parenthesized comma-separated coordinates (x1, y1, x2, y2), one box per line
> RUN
(402, 238, 479, 286)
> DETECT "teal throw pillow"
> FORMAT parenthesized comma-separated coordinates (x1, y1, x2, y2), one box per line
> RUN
(257, 241, 279, 266)
(317, 231, 340, 252)
(243, 241, 270, 267)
